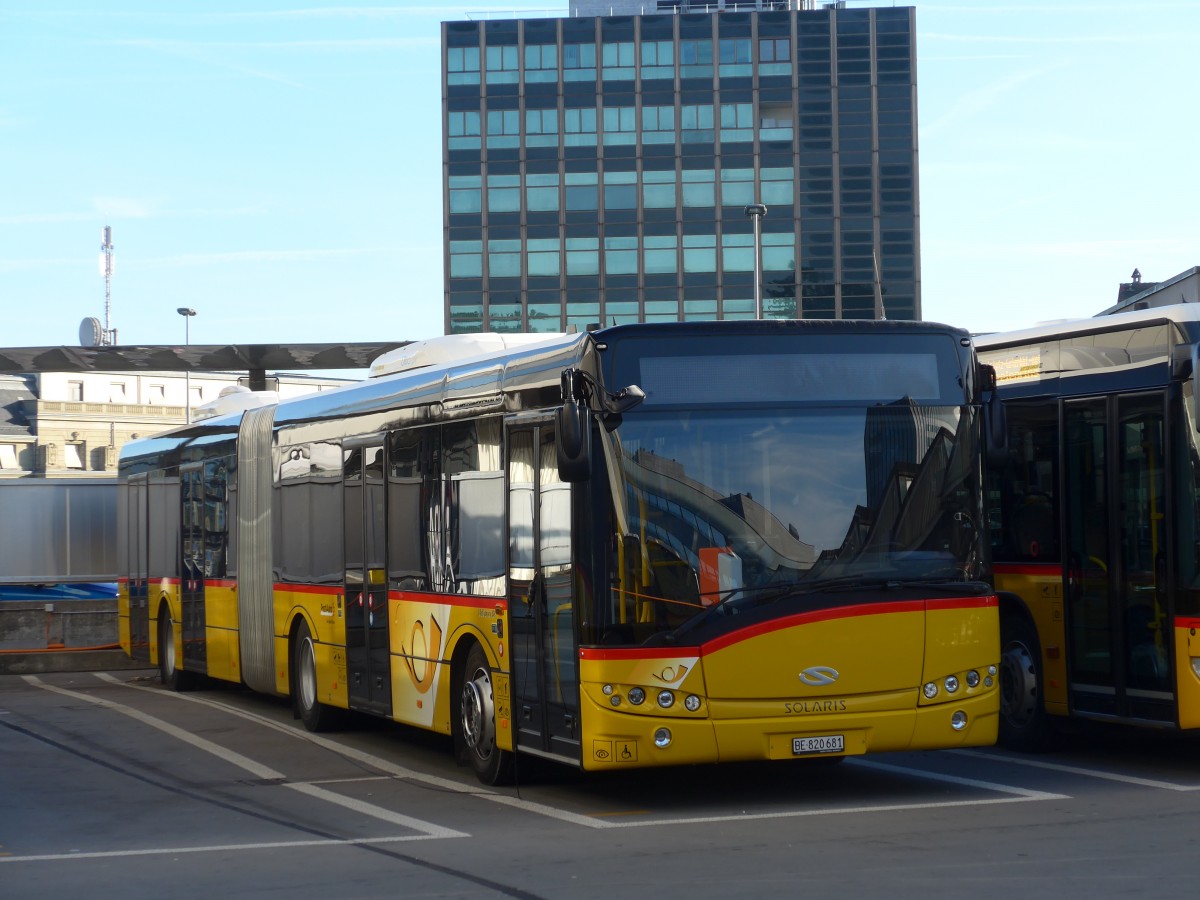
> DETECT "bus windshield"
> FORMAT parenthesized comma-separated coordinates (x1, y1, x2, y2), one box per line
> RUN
(597, 331, 985, 643)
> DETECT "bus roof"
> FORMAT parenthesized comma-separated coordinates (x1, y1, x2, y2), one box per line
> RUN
(976, 303, 1200, 351)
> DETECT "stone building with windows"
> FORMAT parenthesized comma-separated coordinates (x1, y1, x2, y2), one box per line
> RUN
(0, 370, 351, 479)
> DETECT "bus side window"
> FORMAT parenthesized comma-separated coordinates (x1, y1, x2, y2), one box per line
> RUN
(992, 404, 1061, 564)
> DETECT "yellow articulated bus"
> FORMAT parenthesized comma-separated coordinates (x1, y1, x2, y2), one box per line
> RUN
(978, 303, 1200, 749)
(119, 320, 1001, 784)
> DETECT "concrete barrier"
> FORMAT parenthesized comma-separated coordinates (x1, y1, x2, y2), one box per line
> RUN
(0, 597, 146, 674)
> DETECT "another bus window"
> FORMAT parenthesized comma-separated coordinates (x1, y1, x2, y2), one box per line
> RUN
(990, 404, 1060, 564)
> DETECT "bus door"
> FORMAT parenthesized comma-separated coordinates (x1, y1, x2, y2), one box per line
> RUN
(180, 465, 207, 672)
(127, 473, 150, 661)
(507, 422, 581, 763)
(344, 441, 391, 715)
(1064, 394, 1172, 722)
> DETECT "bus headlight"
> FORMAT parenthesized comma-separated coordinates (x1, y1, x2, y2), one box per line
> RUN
(657, 690, 675, 709)
(965, 670, 981, 688)
(684, 694, 702, 712)
(944, 675, 959, 694)
(628, 687, 646, 705)
(654, 727, 672, 748)
(923, 682, 938, 699)
(951, 710, 968, 731)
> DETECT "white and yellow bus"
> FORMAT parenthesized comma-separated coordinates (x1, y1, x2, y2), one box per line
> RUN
(979, 304, 1200, 748)
(120, 319, 1000, 784)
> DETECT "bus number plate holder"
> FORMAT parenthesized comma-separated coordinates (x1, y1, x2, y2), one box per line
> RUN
(793, 734, 844, 755)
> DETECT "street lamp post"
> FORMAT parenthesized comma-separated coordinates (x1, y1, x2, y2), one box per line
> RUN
(744, 203, 768, 319)
(177, 307, 196, 423)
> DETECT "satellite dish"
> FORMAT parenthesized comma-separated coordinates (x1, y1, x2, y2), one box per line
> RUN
(79, 316, 104, 347)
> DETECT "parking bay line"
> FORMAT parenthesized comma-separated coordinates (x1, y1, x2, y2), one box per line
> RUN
(23, 675, 467, 839)
(952, 748, 1200, 791)
(94, 675, 1067, 829)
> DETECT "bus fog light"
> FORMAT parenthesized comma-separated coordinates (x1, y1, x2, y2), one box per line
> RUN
(984, 676, 994, 687)
(951, 710, 968, 731)
(602, 684, 614, 695)
(923, 682, 938, 699)
(610, 695, 621, 707)
(654, 727, 672, 748)
(988, 665, 998, 676)
(966, 670, 980, 688)
(684, 694, 701, 712)
(944, 675, 959, 693)
(628, 687, 646, 705)
(657, 690, 675, 709)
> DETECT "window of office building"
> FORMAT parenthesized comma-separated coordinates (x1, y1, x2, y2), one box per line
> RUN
(680, 104, 714, 143)
(448, 110, 481, 150)
(450, 240, 483, 278)
(719, 167, 754, 207)
(601, 41, 635, 80)
(487, 174, 520, 212)
(643, 170, 676, 208)
(681, 169, 715, 208)
(525, 108, 558, 147)
(718, 38, 752, 77)
(644, 235, 678, 275)
(758, 37, 790, 75)
(449, 174, 482, 214)
(525, 43, 558, 82)
(762, 232, 796, 274)
(603, 171, 637, 210)
(641, 104, 675, 144)
(602, 105, 636, 145)
(760, 101, 794, 141)
(683, 234, 717, 273)
(679, 39, 713, 78)
(486, 109, 520, 149)
(527, 238, 561, 277)
(718, 102, 753, 143)
(565, 237, 599, 275)
(760, 166, 794, 205)
(526, 173, 560, 212)
(722, 232, 754, 273)
(485, 45, 519, 84)
(564, 107, 597, 146)
(604, 236, 638, 275)
(563, 42, 596, 82)
(565, 172, 598, 210)
(640, 40, 674, 81)
(488, 239, 522, 278)
(447, 46, 481, 85)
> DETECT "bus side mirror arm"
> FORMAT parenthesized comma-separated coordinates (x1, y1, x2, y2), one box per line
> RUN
(980, 364, 1008, 469)
(558, 370, 592, 483)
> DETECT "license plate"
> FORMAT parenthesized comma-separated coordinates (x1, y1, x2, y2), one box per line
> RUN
(793, 734, 844, 755)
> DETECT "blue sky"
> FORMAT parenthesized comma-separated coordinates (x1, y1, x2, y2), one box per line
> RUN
(2, 1, 1198, 357)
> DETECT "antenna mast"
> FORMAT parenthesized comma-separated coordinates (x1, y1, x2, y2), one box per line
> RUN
(99, 225, 116, 344)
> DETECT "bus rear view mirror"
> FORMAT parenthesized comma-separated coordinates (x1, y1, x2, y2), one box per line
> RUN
(980, 364, 1008, 468)
(557, 398, 591, 482)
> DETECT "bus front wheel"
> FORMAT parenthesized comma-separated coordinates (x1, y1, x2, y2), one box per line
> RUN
(292, 619, 341, 732)
(999, 612, 1056, 751)
(458, 643, 514, 786)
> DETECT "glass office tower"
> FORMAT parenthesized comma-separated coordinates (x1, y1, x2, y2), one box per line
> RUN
(442, 2, 918, 334)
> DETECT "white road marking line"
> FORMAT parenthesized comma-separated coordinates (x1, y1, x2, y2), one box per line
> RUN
(22, 675, 465, 838)
(952, 748, 1200, 791)
(93, 674, 1067, 829)
(0, 834, 442, 864)
(96, 672, 606, 828)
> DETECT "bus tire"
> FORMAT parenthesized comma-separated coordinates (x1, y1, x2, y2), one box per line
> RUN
(999, 612, 1056, 751)
(458, 642, 514, 786)
(158, 608, 195, 692)
(292, 619, 341, 732)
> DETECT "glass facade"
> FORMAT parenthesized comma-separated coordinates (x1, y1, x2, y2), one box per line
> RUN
(442, 6, 918, 334)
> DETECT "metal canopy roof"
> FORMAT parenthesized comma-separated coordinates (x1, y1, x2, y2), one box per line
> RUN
(0, 342, 410, 377)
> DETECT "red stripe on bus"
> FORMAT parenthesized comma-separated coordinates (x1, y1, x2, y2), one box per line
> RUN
(579, 596, 996, 660)
(1176, 617, 1200, 631)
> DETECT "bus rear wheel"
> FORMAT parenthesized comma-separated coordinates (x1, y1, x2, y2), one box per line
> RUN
(458, 643, 514, 786)
(292, 619, 341, 732)
(158, 608, 194, 692)
(999, 612, 1056, 751)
